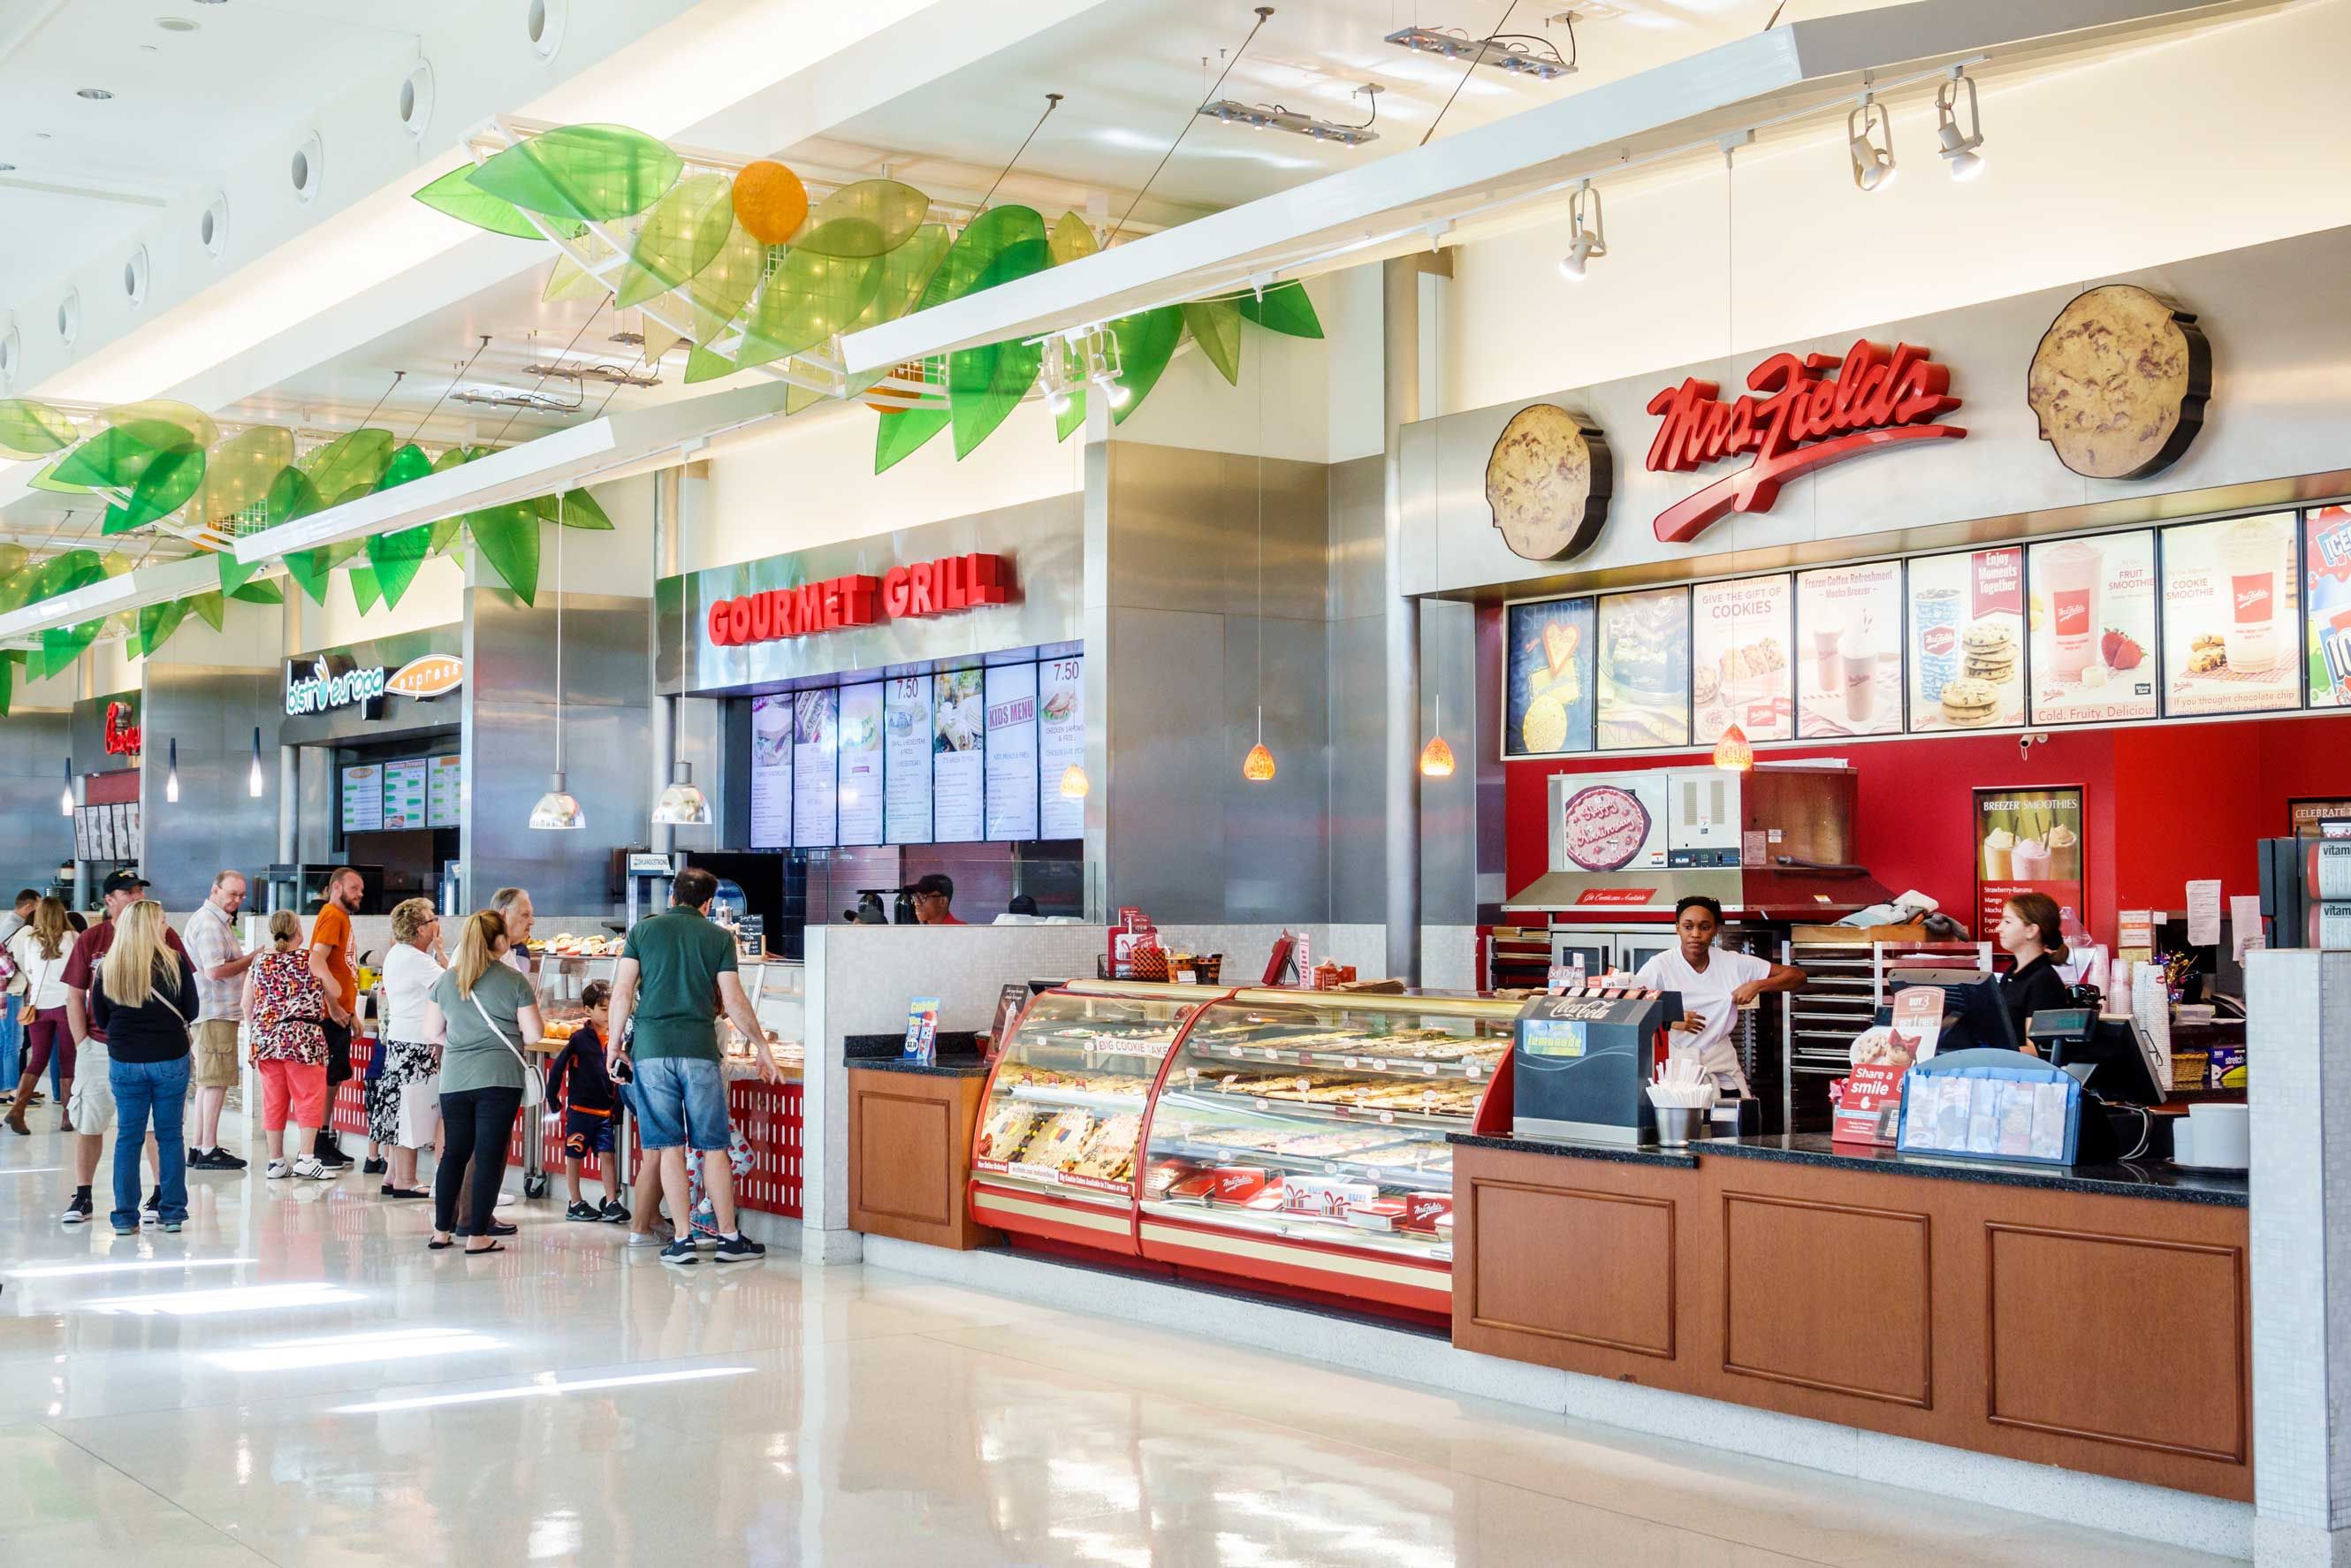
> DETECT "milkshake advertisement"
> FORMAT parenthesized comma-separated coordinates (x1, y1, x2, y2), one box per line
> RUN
(2028, 530, 2157, 725)
(1692, 575, 1793, 743)
(1795, 561, 1902, 738)
(2160, 512, 2299, 716)
(2305, 506, 2351, 708)
(1907, 546, 2025, 731)
(1975, 786, 2086, 941)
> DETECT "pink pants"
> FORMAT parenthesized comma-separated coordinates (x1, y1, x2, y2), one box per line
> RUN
(257, 1058, 327, 1130)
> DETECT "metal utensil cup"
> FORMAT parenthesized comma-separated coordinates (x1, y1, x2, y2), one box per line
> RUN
(1654, 1107, 1708, 1147)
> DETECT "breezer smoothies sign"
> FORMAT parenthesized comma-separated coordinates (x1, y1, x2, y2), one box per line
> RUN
(1975, 786, 2086, 943)
(1644, 340, 1965, 544)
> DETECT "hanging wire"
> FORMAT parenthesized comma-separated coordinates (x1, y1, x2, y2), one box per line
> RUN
(554, 489, 566, 776)
(491, 299, 609, 446)
(353, 369, 407, 432)
(974, 93, 1064, 216)
(1109, 5, 1275, 246)
(406, 335, 492, 445)
(1420, 0, 1522, 147)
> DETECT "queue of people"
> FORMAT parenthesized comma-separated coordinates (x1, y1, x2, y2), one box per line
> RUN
(4, 864, 778, 1264)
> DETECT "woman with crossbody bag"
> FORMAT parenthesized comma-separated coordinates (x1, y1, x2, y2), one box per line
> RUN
(426, 910, 544, 1254)
(87, 900, 197, 1234)
(4, 898, 75, 1135)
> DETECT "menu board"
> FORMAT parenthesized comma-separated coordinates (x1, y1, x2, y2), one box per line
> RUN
(749, 693, 792, 849)
(791, 689, 838, 849)
(883, 675, 933, 844)
(1505, 598, 1596, 757)
(835, 683, 885, 846)
(1974, 785, 2087, 942)
(340, 764, 384, 835)
(115, 802, 138, 861)
(2028, 530, 2157, 725)
(932, 667, 985, 841)
(2161, 513, 2301, 717)
(72, 806, 92, 862)
(1691, 575, 1792, 744)
(1795, 562, 1903, 738)
(1908, 546, 2026, 732)
(2309, 508, 2351, 707)
(984, 664, 1040, 841)
(1038, 654, 1084, 839)
(428, 755, 463, 828)
(381, 758, 429, 830)
(1594, 589, 1689, 751)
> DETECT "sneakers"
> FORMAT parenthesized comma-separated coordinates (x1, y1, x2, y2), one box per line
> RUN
(291, 1157, 335, 1181)
(265, 1158, 293, 1180)
(214, 1147, 248, 1170)
(140, 1198, 161, 1223)
(566, 1199, 601, 1222)
(316, 1146, 354, 1171)
(599, 1198, 630, 1225)
(711, 1232, 765, 1264)
(61, 1191, 92, 1225)
(658, 1238, 702, 1267)
(158, 1219, 182, 1234)
(361, 1157, 388, 1176)
(111, 1220, 137, 1236)
(188, 1147, 244, 1171)
(625, 1225, 673, 1249)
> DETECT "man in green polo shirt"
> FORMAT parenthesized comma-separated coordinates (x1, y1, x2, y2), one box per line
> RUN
(608, 866, 780, 1266)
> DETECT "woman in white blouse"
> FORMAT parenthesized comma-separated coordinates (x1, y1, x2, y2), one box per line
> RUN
(373, 898, 447, 1199)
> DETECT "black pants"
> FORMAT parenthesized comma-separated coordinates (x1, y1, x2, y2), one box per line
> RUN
(433, 1085, 522, 1237)
(314, 1017, 354, 1157)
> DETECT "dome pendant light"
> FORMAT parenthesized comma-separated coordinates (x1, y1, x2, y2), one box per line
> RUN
(1713, 723, 1754, 773)
(531, 493, 585, 831)
(1419, 693, 1456, 779)
(1059, 763, 1090, 799)
(59, 756, 72, 817)
(165, 737, 179, 803)
(247, 726, 266, 797)
(651, 762, 710, 826)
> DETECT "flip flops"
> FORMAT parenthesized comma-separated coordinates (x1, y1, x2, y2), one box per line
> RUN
(463, 1241, 505, 1256)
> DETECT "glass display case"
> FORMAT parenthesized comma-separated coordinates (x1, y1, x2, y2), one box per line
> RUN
(1137, 989, 1520, 1317)
(968, 980, 1230, 1257)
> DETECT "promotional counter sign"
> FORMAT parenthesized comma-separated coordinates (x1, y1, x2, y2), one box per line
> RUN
(1643, 339, 1965, 544)
(1975, 785, 2086, 941)
(2159, 512, 2299, 717)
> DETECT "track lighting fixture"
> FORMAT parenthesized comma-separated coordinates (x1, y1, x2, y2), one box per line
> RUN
(1935, 66, 1985, 181)
(1847, 92, 1896, 192)
(1198, 85, 1381, 147)
(1384, 20, 1576, 80)
(1041, 324, 1129, 415)
(1557, 179, 1607, 281)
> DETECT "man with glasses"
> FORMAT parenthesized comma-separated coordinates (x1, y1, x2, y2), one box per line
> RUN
(910, 873, 966, 926)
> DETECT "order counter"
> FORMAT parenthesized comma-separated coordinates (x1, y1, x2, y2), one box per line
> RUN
(1448, 1130, 2249, 1501)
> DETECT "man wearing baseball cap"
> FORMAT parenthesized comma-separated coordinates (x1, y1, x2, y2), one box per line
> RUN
(57, 872, 186, 1226)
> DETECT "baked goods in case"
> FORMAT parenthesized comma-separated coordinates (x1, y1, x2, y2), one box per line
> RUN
(1485, 404, 1613, 561)
(2027, 285, 2211, 481)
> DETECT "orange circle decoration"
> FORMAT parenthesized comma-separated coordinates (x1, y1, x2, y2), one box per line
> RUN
(731, 161, 808, 247)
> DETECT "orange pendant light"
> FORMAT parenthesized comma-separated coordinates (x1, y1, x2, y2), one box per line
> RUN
(1712, 722, 1754, 772)
(1242, 705, 1276, 782)
(1419, 694, 1457, 778)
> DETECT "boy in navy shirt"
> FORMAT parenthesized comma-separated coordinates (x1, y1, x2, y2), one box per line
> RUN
(544, 981, 627, 1222)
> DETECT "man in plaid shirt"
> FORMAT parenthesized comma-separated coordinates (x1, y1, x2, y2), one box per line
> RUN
(184, 872, 259, 1170)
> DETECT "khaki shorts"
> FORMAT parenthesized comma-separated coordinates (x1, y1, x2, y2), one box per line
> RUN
(67, 1042, 114, 1136)
(193, 1019, 241, 1088)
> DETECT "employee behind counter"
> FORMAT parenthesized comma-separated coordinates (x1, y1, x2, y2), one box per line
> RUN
(1634, 896, 1807, 1099)
(1994, 889, 2075, 1053)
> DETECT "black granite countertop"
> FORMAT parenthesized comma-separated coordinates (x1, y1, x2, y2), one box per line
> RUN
(847, 1055, 993, 1078)
(1448, 1131, 1700, 1169)
(1705, 1133, 2247, 1208)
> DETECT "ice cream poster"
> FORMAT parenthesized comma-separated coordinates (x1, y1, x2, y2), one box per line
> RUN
(1974, 786, 2086, 940)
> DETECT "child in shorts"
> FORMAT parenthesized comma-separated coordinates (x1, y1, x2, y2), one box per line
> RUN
(544, 981, 627, 1223)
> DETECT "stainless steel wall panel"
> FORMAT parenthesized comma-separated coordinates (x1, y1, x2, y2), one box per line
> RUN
(139, 666, 282, 910)
(1221, 611, 1331, 924)
(1105, 445, 1331, 624)
(1102, 605, 1225, 920)
(0, 711, 72, 896)
(1326, 613, 1388, 924)
(1417, 600, 1479, 926)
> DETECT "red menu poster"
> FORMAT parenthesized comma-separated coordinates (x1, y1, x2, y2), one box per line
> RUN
(1974, 785, 2087, 941)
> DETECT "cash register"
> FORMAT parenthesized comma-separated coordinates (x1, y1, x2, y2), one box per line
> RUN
(2035, 1009, 2166, 1107)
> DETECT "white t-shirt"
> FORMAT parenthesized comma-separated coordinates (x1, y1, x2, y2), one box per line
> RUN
(7, 926, 72, 1010)
(382, 943, 447, 1045)
(1634, 945, 1773, 1093)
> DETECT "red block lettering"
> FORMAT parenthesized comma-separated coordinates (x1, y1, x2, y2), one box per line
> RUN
(881, 566, 909, 618)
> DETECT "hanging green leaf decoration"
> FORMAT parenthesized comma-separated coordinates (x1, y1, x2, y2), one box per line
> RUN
(99, 400, 219, 453)
(52, 420, 189, 491)
(428, 515, 464, 554)
(431, 445, 477, 474)
(617, 172, 735, 308)
(368, 524, 434, 610)
(947, 245, 1051, 457)
(468, 124, 682, 224)
(923, 205, 1042, 308)
(0, 544, 24, 584)
(42, 620, 103, 681)
(103, 441, 206, 533)
(468, 502, 541, 604)
(1048, 211, 1100, 268)
(262, 465, 322, 526)
(1055, 385, 1087, 444)
(0, 651, 13, 718)
(375, 442, 435, 493)
(874, 407, 951, 475)
(26, 455, 94, 494)
(0, 399, 77, 460)
(543, 249, 604, 303)
(228, 578, 283, 605)
(683, 342, 739, 384)
(739, 249, 883, 368)
(847, 223, 950, 333)
(31, 548, 107, 603)
(280, 549, 334, 607)
(301, 429, 397, 500)
(136, 598, 188, 660)
(0, 568, 34, 617)
(414, 164, 584, 240)
(791, 179, 929, 258)
(1239, 279, 1323, 339)
(199, 426, 295, 531)
(533, 488, 612, 530)
(348, 567, 383, 614)
(186, 590, 226, 633)
(1183, 297, 1245, 387)
(686, 221, 765, 345)
(217, 548, 262, 598)
(322, 538, 366, 570)
(1108, 306, 1184, 423)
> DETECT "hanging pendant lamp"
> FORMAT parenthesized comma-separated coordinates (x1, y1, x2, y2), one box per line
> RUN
(531, 493, 585, 830)
(59, 756, 72, 817)
(651, 479, 710, 827)
(1242, 330, 1275, 784)
(1712, 723, 1754, 772)
(247, 726, 266, 797)
(1242, 706, 1276, 782)
(1419, 694, 1457, 779)
(165, 737, 180, 803)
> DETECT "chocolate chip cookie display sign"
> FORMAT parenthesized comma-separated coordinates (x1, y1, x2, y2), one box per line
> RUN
(1907, 546, 2025, 732)
(1485, 403, 1614, 562)
(2027, 285, 2210, 482)
(2159, 513, 2300, 717)
(2028, 530, 2157, 726)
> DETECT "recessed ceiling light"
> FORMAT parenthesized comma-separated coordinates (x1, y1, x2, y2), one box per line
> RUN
(156, 15, 198, 30)
(77, 88, 114, 101)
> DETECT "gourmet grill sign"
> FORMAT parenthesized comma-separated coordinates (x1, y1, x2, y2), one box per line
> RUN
(1644, 339, 1966, 544)
(705, 552, 1016, 648)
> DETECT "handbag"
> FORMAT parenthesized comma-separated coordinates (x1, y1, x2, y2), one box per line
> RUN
(470, 989, 545, 1107)
(397, 1071, 443, 1147)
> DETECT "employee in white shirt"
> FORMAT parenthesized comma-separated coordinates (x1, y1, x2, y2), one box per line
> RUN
(1633, 895, 1807, 1099)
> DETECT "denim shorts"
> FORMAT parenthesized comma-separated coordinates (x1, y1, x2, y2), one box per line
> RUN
(629, 1056, 730, 1152)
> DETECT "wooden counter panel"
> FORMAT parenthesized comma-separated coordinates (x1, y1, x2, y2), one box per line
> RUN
(1467, 1179, 1676, 1359)
(1985, 1223, 2248, 1465)
(1721, 1191, 1933, 1409)
(848, 1068, 1000, 1251)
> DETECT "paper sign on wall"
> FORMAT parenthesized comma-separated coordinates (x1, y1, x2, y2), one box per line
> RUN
(2230, 894, 2265, 960)
(2186, 879, 2223, 947)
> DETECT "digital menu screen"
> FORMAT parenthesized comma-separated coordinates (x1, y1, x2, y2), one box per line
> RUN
(983, 664, 1039, 841)
(2160, 512, 2300, 718)
(1691, 575, 1792, 744)
(1594, 589, 1689, 751)
(883, 675, 933, 843)
(1907, 546, 2025, 732)
(340, 765, 384, 835)
(932, 667, 985, 842)
(381, 758, 429, 831)
(1038, 654, 1084, 839)
(2028, 529, 2157, 726)
(428, 755, 463, 827)
(1795, 562, 1903, 739)
(1504, 598, 1596, 756)
(749, 693, 792, 849)
(791, 689, 838, 849)
(835, 683, 885, 846)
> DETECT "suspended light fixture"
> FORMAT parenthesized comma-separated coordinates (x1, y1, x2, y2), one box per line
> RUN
(1059, 763, 1089, 799)
(1712, 723, 1754, 772)
(165, 737, 179, 803)
(1847, 92, 1896, 192)
(1556, 179, 1607, 281)
(1419, 695, 1457, 778)
(531, 493, 584, 831)
(247, 726, 265, 797)
(1242, 330, 1274, 784)
(1935, 66, 1986, 181)
(651, 475, 711, 828)
(59, 757, 72, 817)
(1242, 709, 1276, 782)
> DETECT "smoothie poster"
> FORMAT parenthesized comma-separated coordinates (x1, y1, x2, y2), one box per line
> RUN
(1691, 575, 1793, 744)
(2027, 530, 2157, 725)
(2306, 506, 2351, 707)
(1504, 597, 1595, 757)
(1906, 546, 2025, 733)
(1793, 561, 1902, 739)
(1974, 785, 2086, 942)
(2160, 512, 2300, 718)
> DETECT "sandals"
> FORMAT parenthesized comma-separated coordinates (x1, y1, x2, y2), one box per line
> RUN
(381, 1185, 430, 1199)
(463, 1241, 504, 1255)
(428, 1237, 454, 1251)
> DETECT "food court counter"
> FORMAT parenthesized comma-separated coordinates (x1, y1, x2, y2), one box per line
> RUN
(1447, 1130, 2249, 1501)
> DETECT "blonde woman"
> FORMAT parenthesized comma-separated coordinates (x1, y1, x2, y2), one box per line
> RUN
(372, 898, 445, 1199)
(87, 900, 198, 1234)
(4, 897, 76, 1134)
(428, 911, 543, 1254)
(244, 910, 334, 1181)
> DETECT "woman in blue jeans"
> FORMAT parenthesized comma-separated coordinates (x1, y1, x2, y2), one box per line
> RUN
(87, 900, 198, 1235)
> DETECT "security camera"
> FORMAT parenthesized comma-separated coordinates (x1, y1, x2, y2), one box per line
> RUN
(2017, 731, 2049, 759)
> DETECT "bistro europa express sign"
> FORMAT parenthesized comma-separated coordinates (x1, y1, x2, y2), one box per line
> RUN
(705, 552, 1015, 648)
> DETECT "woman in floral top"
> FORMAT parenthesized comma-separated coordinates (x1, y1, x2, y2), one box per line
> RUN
(243, 910, 332, 1181)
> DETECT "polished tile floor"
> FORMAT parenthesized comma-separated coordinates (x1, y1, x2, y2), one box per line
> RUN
(0, 1122, 2239, 1567)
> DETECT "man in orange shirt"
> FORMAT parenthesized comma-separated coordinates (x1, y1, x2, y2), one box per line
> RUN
(308, 867, 362, 1168)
